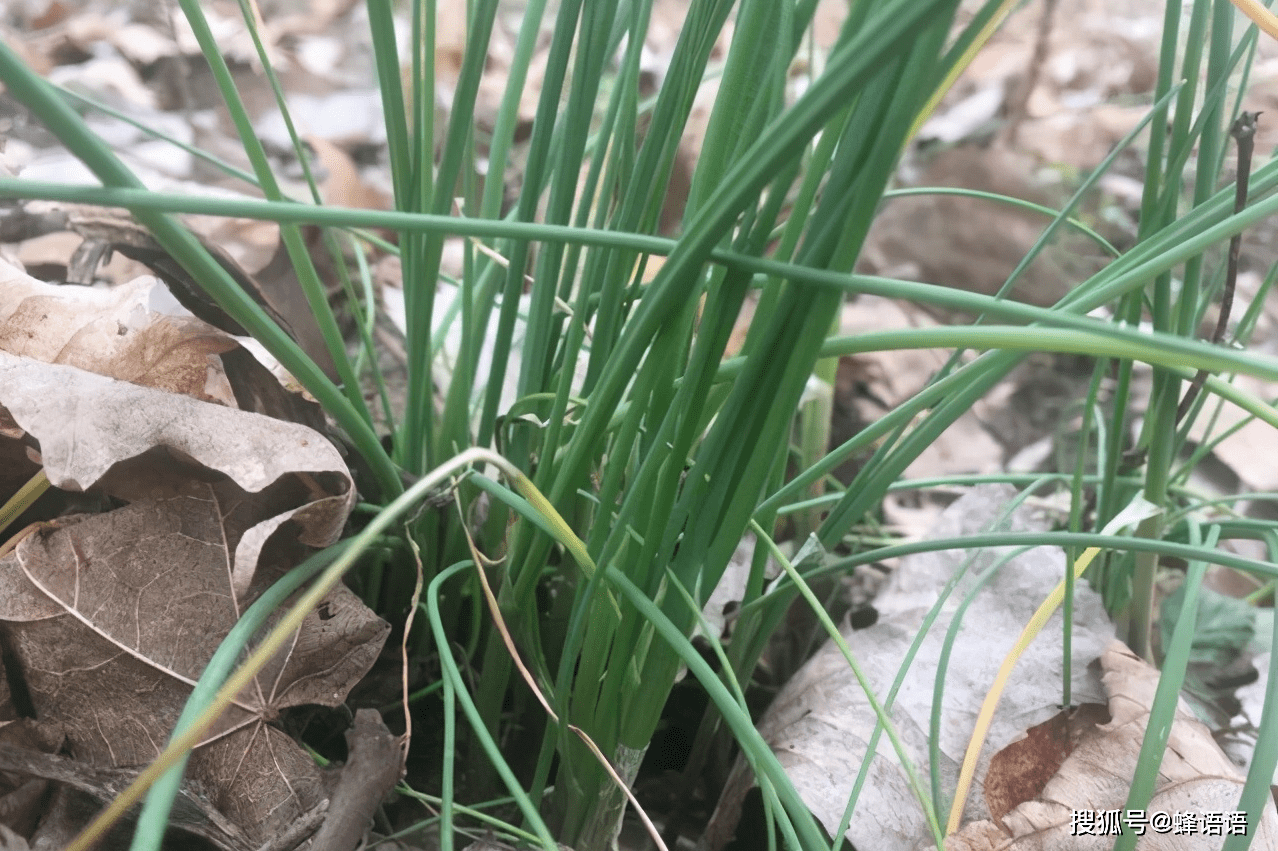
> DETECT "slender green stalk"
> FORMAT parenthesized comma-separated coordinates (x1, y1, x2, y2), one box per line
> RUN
(751, 521, 944, 846)
(1113, 525, 1217, 851)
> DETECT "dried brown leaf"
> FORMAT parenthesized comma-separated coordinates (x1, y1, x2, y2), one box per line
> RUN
(0, 485, 386, 845)
(704, 486, 1114, 851)
(0, 255, 331, 430)
(942, 641, 1278, 849)
(0, 254, 386, 845)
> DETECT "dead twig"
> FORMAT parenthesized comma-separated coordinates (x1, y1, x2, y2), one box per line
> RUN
(308, 709, 403, 851)
(1175, 111, 1260, 423)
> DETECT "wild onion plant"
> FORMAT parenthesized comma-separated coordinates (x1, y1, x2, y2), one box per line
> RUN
(5, 0, 1278, 848)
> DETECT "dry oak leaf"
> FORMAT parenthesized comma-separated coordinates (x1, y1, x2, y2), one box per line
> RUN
(0, 317, 354, 603)
(941, 640, 1278, 849)
(0, 493, 388, 847)
(0, 255, 241, 407)
(0, 351, 347, 518)
(0, 352, 352, 606)
(702, 485, 1113, 851)
(0, 253, 330, 429)
(0, 312, 378, 845)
